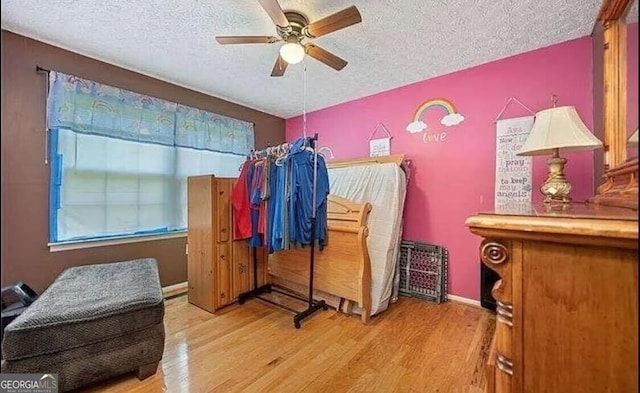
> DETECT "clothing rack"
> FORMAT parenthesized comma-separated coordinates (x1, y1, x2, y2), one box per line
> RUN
(237, 134, 327, 329)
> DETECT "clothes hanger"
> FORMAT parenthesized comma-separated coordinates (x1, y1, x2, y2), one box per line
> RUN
(274, 143, 289, 166)
(317, 146, 335, 159)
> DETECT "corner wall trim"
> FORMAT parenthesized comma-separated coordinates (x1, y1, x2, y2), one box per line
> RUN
(162, 282, 188, 299)
(447, 294, 482, 308)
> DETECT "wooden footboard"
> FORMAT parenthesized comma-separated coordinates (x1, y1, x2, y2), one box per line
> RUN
(268, 195, 372, 324)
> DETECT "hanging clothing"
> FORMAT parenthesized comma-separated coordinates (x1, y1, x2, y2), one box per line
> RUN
(230, 161, 252, 240)
(287, 138, 330, 249)
(269, 156, 289, 253)
(258, 159, 269, 237)
(232, 137, 328, 253)
(266, 157, 281, 253)
(313, 154, 330, 250)
(265, 157, 278, 253)
(248, 160, 265, 247)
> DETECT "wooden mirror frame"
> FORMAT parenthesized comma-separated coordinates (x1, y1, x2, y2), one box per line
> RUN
(589, 0, 638, 210)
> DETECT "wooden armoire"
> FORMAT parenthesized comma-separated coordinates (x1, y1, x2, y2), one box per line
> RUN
(186, 175, 267, 313)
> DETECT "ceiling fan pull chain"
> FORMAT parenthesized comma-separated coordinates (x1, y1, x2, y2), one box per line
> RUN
(302, 60, 307, 139)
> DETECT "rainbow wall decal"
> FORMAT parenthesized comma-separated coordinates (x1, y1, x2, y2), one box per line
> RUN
(406, 97, 465, 134)
(412, 98, 457, 122)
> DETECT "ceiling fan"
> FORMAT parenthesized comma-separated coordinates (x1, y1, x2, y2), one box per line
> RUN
(215, 0, 362, 77)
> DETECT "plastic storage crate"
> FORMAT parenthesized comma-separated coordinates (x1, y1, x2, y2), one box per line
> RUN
(398, 240, 448, 303)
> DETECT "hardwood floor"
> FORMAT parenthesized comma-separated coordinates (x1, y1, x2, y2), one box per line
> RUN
(85, 294, 495, 393)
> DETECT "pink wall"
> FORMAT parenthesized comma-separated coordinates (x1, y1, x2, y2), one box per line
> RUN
(287, 37, 595, 300)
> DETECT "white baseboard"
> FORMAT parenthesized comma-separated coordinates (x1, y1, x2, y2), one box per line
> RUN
(164, 282, 482, 307)
(447, 294, 482, 308)
(162, 282, 188, 299)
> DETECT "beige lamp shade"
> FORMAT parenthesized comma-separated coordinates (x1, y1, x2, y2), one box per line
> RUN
(628, 128, 639, 147)
(517, 106, 602, 156)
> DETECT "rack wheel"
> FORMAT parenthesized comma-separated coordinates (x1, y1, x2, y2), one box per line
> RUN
(322, 304, 328, 310)
(294, 321, 301, 329)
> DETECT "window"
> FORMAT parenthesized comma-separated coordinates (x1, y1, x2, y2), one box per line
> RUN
(47, 72, 253, 244)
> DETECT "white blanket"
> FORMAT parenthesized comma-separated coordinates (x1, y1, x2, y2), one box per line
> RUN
(328, 163, 407, 315)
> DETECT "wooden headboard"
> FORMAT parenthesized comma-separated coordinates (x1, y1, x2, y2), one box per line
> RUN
(327, 195, 372, 230)
(326, 154, 406, 169)
(268, 154, 407, 324)
(268, 196, 373, 323)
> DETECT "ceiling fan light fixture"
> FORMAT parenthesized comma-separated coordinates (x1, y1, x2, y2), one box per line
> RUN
(280, 41, 305, 64)
(216, 2, 361, 76)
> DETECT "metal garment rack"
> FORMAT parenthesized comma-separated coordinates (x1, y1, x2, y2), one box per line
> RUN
(237, 134, 327, 329)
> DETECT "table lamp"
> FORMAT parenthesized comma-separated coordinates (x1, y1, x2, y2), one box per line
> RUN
(517, 102, 602, 204)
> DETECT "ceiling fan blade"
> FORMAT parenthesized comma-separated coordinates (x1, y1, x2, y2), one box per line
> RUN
(257, 0, 290, 28)
(271, 54, 288, 77)
(215, 36, 279, 45)
(305, 5, 362, 38)
(305, 44, 348, 71)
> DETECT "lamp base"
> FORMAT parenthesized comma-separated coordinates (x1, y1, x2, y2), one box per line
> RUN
(541, 151, 572, 204)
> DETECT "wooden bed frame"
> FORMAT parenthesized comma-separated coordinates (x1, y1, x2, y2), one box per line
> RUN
(268, 154, 406, 324)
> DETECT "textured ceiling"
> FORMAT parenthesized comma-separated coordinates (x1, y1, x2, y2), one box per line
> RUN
(1, 0, 603, 119)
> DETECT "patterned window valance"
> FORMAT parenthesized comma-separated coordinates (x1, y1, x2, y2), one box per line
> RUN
(46, 71, 254, 156)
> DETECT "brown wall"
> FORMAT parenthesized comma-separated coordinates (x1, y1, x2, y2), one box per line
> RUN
(0, 30, 286, 293)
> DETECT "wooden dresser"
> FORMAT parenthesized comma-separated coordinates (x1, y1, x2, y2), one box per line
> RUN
(187, 175, 267, 313)
(466, 203, 638, 393)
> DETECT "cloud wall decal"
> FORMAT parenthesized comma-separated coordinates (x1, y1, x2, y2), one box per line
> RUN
(440, 113, 465, 127)
(406, 121, 427, 133)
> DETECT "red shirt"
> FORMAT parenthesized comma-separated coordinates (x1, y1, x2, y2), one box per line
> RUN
(231, 161, 252, 239)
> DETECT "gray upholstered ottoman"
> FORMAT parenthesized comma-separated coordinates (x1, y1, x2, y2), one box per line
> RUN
(1, 258, 165, 392)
